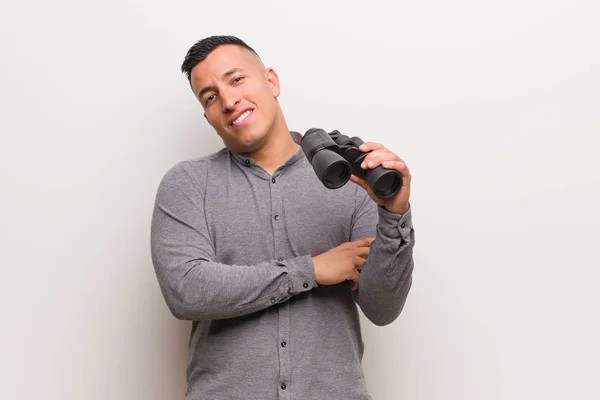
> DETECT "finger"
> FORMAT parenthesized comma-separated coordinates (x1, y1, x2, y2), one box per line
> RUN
(358, 142, 384, 153)
(354, 246, 370, 259)
(349, 174, 385, 206)
(349, 174, 368, 190)
(349, 271, 360, 291)
(360, 149, 397, 170)
(350, 237, 375, 248)
(346, 272, 360, 291)
(381, 160, 411, 180)
(349, 280, 358, 291)
(353, 255, 367, 268)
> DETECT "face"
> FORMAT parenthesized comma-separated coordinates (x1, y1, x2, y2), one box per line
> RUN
(190, 45, 281, 154)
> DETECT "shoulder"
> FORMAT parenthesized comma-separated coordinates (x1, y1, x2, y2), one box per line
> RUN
(155, 148, 229, 201)
(160, 148, 228, 186)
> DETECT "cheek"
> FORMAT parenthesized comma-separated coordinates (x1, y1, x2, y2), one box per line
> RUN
(205, 109, 226, 130)
(252, 87, 277, 114)
(248, 82, 273, 103)
(204, 110, 216, 124)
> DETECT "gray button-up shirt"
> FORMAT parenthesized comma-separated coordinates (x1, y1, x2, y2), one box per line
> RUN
(150, 131, 415, 399)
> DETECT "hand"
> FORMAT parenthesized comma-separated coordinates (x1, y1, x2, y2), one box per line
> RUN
(312, 237, 375, 291)
(349, 142, 412, 214)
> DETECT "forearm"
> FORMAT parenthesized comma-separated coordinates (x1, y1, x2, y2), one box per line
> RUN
(353, 205, 415, 326)
(150, 162, 316, 321)
(152, 253, 316, 320)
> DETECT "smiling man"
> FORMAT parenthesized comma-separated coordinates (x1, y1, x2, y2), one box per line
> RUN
(150, 35, 415, 400)
(184, 38, 300, 176)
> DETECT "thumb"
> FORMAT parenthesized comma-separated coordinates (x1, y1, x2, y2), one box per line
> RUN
(349, 174, 368, 190)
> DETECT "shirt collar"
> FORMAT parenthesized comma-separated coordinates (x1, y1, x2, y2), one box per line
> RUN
(230, 131, 306, 168)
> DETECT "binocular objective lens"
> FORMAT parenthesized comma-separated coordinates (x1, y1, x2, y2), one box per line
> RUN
(373, 173, 402, 199)
(324, 162, 350, 187)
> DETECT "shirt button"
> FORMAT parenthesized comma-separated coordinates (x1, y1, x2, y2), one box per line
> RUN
(272, 178, 276, 183)
(278, 258, 283, 262)
(401, 222, 406, 228)
(274, 215, 280, 221)
(244, 159, 250, 165)
(270, 297, 276, 304)
(281, 383, 287, 390)
(281, 341, 286, 347)
(303, 282, 309, 288)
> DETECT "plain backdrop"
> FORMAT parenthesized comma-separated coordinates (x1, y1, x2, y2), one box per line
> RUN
(1, 1, 599, 399)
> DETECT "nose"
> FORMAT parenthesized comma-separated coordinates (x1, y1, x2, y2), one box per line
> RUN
(220, 86, 240, 112)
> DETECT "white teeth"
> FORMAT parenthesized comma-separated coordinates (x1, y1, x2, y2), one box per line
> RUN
(232, 110, 251, 125)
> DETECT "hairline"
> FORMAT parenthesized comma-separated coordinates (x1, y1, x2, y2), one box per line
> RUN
(188, 44, 267, 93)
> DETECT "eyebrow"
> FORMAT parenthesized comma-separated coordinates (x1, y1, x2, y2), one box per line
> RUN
(197, 68, 246, 100)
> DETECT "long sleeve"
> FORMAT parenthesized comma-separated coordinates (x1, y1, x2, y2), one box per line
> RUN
(349, 185, 415, 326)
(150, 162, 316, 321)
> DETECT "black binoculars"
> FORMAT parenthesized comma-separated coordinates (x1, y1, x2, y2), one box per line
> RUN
(300, 128, 402, 199)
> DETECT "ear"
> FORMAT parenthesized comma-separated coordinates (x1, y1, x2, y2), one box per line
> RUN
(265, 68, 280, 98)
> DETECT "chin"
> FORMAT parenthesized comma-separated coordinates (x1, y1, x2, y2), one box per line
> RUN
(223, 137, 259, 154)
(238, 130, 267, 147)
(218, 122, 269, 151)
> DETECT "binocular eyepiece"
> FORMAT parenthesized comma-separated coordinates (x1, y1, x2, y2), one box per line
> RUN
(300, 128, 402, 199)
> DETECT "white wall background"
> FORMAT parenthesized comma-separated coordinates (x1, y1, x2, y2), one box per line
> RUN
(1, 1, 598, 399)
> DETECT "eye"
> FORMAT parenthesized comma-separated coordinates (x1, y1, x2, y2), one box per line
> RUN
(205, 94, 216, 106)
(232, 76, 244, 84)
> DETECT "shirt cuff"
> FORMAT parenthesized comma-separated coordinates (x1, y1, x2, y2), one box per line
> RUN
(377, 203, 413, 240)
(278, 254, 317, 294)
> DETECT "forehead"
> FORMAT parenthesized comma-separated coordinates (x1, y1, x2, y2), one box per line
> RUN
(190, 45, 257, 88)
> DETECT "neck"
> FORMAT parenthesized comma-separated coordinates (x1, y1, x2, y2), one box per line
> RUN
(242, 112, 299, 175)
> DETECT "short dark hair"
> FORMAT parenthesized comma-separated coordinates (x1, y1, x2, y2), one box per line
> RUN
(180, 35, 259, 83)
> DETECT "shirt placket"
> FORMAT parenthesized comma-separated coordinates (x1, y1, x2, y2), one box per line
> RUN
(270, 173, 292, 399)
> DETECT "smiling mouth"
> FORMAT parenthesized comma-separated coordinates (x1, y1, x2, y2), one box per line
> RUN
(230, 110, 253, 127)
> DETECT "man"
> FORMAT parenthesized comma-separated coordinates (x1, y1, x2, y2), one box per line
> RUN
(150, 35, 415, 399)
